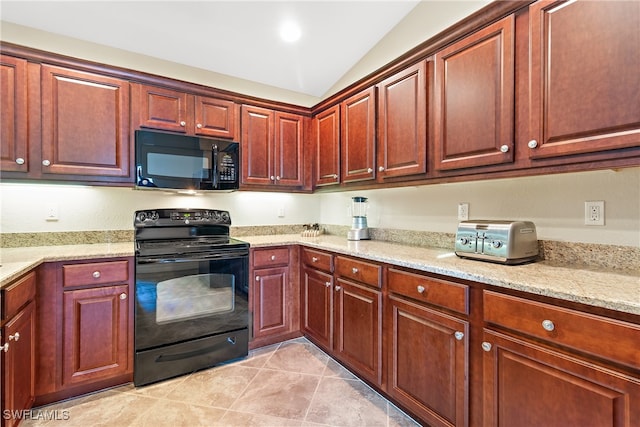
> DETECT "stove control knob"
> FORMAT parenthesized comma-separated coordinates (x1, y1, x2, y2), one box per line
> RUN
(150, 211, 159, 221)
(221, 211, 230, 222)
(459, 237, 470, 245)
(137, 212, 147, 222)
(492, 240, 503, 249)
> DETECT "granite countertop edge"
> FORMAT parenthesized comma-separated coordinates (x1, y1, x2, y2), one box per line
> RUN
(1, 236, 638, 316)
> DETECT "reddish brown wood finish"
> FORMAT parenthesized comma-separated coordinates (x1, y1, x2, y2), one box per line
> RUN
(341, 86, 376, 183)
(136, 84, 188, 133)
(377, 61, 428, 180)
(527, 0, 640, 160)
(194, 95, 237, 139)
(0, 55, 28, 173)
(2, 272, 36, 320)
(274, 111, 304, 187)
(313, 105, 341, 186)
(387, 294, 469, 427)
(252, 247, 290, 269)
(62, 260, 129, 288)
(253, 266, 289, 338)
(301, 267, 333, 351)
(483, 329, 640, 427)
(300, 248, 334, 273)
(40, 65, 130, 177)
(434, 15, 515, 171)
(335, 256, 382, 288)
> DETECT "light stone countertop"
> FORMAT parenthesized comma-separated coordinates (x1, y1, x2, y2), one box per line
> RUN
(1, 236, 638, 317)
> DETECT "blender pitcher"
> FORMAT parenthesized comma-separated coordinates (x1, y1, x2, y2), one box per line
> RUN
(348, 196, 370, 240)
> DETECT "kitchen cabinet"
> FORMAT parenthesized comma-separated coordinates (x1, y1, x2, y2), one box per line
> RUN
(0, 55, 28, 173)
(35, 258, 133, 405)
(133, 83, 238, 139)
(313, 105, 341, 187)
(301, 248, 335, 350)
(341, 86, 376, 183)
(241, 105, 305, 188)
(525, 0, 640, 161)
(376, 61, 428, 180)
(1, 272, 36, 427)
(482, 290, 640, 426)
(250, 246, 300, 348)
(386, 267, 469, 427)
(433, 15, 515, 171)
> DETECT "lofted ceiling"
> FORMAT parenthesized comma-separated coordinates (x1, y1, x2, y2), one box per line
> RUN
(1, 1, 487, 98)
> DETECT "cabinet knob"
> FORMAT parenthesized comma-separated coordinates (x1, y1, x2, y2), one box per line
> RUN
(335, 285, 341, 291)
(528, 139, 538, 149)
(481, 342, 492, 352)
(9, 332, 20, 342)
(1, 343, 8, 353)
(352, 267, 359, 274)
(332, 174, 338, 180)
(367, 168, 373, 173)
(378, 166, 385, 172)
(180, 121, 186, 127)
(119, 293, 127, 300)
(324, 282, 331, 288)
(454, 331, 464, 341)
(417, 285, 426, 294)
(541, 319, 555, 332)
(270, 255, 276, 260)
(92, 271, 101, 279)
(500, 145, 509, 153)
(276, 176, 281, 181)
(42, 159, 51, 166)
(270, 176, 276, 181)
(255, 276, 260, 281)
(312, 257, 318, 262)
(16, 158, 25, 165)
(196, 123, 203, 129)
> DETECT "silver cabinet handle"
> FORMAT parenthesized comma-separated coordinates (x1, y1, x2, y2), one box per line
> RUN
(481, 342, 492, 352)
(417, 285, 426, 294)
(1, 343, 8, 353)
(270, 176, 275, 181)
(378, 166, 385, 172)
(312, 257, 318, 263)
(542, 319, 555, 332)
(180, 121, 186, 127)
(500, 145, 509, 153)
(528, 140, 538, 149)
(332, 174, 338, 179)
(42, 159, 51, 166)
(335, 285, 341, 291)
(367, 168, 373, 173)
(454, 331, 464, 341)
(9, 332, 20, 342)
(352, 267, 359, 274)
(196, 123, 203, 129)
(270, 255, 276, 261)
(16, 158, 25, 165)
(119, 293, 127, 300)
(92, 271, 101, 279)
(276, 176, 281, 181)
(255, 276, 260, 281)
(324, 282, 331, 288)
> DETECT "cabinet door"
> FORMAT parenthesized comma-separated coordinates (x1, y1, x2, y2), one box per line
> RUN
(62, 285, 129, 386)
(241, 104, 274, 185)
(194, 96, 237, 139)
(0, 55, 28, 173)
(334, 278, 383, 387)
(1, 301, 35, 427)
(387, 295, 468, 427)
(274, 111, 304, 187)
(136, 84, 188, 133)
(313, 105, 340, 186)
(527, 0, 640, 159)
(482, 329, 640, 427)
(253, 267, 290, 338)
(341, 87, 376, 183)
(434, 15, 515, 170)
(40, 65, 130, 177)
(301, 267, 333, 351)
(377, 61, 427, 179)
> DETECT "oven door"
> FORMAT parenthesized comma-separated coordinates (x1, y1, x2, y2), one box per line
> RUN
(134, 249, 248, 352)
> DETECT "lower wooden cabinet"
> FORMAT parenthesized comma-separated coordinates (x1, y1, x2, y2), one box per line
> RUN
(301, 266, 333, 350)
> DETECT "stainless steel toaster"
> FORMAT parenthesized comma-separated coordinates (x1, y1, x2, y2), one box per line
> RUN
(455, 220, 539, 264)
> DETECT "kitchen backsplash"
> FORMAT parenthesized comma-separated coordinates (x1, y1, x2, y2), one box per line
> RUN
(2, 225, 638, 274)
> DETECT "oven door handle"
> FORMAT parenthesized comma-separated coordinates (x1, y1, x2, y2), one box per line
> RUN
(138, 253, 248, 264)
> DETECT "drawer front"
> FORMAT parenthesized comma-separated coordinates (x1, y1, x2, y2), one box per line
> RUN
(253, 247, 290, 268)
(335, 256, 382, 288)
(2, 271, 36, 320)
(301, 248, 333, 273)
(483, 290, 640, 369)
(63, 260, 130, 288)
(387, 268, 469, 315)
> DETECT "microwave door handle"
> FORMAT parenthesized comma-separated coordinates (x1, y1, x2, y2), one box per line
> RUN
(212, 144, 219, 189)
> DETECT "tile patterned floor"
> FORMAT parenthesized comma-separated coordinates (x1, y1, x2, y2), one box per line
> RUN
(22, 338, 420, 427)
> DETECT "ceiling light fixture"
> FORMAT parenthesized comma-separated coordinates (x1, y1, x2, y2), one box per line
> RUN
(280, 21, 301, 43)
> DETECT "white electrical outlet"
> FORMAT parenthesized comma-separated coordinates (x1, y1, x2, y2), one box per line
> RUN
(45, 204, 59, 221)
(458, 203, 469, 221)
(277, 206, 285, 218)
(584, 201, 604, 226)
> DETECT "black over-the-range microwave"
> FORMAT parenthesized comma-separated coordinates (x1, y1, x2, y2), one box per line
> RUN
(135, 130, 240, 191)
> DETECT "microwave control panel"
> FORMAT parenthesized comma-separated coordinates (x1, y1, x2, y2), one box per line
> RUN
(219, 153, 237, 182)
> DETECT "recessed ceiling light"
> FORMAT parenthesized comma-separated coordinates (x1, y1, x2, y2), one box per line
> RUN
(280, 21, 301, 43)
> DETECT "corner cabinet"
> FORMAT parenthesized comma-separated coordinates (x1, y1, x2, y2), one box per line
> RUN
(0, 55, 28, 173)
(525, 0, 640, 160)
(433, 15, 515, 171)
(241, 105, 306, 189)
(341, 86, 376, 183)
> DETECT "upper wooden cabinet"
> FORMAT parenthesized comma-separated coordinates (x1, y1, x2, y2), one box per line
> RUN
(433, 15, 515, 171)
(377, 61, 428, 180)
(0, 55, 28, 173)
(313, 105, 341, 187)
(241, 104, 305, 189)
(526, 0, 640, 160)
(341, 86, 376, 183)
(134, 83, 238, 139)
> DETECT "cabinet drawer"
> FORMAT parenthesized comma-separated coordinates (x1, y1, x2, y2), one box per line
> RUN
(63, 260, 130, 288)
(301, 248, 333, 273)
(335, 256, 382, 288)
(2, 271, 36, 320)
(387, 268, 469, 315)
(253, 247, 290, 268)
(483, 290, 640, 369)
